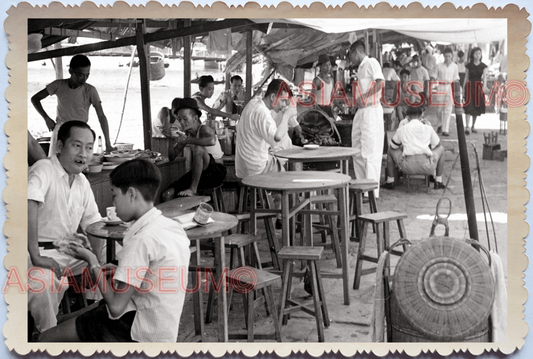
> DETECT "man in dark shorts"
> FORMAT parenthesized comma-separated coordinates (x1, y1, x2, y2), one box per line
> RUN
(161, 97, 227, 200)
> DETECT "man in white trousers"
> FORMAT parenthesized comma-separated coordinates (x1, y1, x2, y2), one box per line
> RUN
(434, 47, 460, 136)
(349, 39, 385, 198)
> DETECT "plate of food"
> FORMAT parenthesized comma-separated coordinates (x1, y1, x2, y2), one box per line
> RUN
(135, 150, 161, 163)
(110, 149, 140, 157)
(304, 144, 320, 150)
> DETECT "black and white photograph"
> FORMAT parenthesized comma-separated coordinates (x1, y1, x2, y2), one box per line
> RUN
(1, 1, 529, 357)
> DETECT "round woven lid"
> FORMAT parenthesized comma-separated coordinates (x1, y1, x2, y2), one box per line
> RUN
(392, 237, 495, 341)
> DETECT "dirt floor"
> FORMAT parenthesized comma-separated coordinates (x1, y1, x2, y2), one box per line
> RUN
(177, 112, 508, 343)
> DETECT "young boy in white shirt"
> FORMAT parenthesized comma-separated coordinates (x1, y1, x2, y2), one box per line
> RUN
(38, 159, 190, 342)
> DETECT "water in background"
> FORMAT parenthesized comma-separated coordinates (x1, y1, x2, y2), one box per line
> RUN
(28, 55, 231, 149)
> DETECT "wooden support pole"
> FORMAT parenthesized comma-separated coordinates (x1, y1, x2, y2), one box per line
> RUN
(184, 19, 192, 98)
(245, 30, 253, 103)
(136, 19, 152, 150)
(454, 94, 479, 242)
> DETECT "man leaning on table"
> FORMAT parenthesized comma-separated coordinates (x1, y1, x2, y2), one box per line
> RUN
(349, 39, 385, 198)
(27, 121, 104, 335)
(235, 78, 292, 178)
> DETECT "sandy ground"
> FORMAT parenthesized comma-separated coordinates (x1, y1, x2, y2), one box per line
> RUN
(176, 112, 508, 342)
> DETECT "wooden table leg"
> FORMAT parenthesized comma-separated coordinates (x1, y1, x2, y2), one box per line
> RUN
(281, 192, 290, 247)
(215, 236, 228, 342)
(250, 188, 257, 235)
(192, 239, 205, 341)
(107, 240, 115, 264)
(338, 184, 350, 305)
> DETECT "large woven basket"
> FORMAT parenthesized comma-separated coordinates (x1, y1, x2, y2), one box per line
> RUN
(391, 237, 494, 342)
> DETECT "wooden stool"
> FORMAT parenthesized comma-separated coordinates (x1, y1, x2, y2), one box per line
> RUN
(353, 211, 408, 289)
(227, 266, 282, 342)
(348, 179, 378, 241)
(299, 192, 342, 269)
(198, 184, 226, 213)
(278, 246, 330, 342)
(405, 174, 430, 193)
(205, 233, 264, 323)
(236, 182, 281, 270)
(188, 244, 207, 342)
(225, 233, 263, 270)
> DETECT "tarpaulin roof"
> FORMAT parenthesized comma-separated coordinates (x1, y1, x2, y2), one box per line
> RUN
(254, 18, 507, 44)
(224, 18, 506, 82)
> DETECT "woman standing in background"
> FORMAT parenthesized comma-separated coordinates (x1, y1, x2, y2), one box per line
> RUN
(463, 47, 489, 135)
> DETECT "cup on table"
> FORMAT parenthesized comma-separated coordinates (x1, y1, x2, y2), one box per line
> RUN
(193, 203, 213, 225)
(106, 206, 120, 221)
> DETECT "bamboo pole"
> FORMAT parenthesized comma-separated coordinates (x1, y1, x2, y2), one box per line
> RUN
(454, 88, 479, 242)
(245, 30, 253, 102)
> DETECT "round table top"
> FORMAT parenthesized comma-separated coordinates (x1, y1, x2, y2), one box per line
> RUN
(86, 211, 238, 241)
(185, 212, 238, 240)
(242, 171, 351, 191)
(274, 146, 357, 161)
(86, 221, 129, 240)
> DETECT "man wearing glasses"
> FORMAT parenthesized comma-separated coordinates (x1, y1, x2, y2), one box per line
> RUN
(31, 54, 115, 155)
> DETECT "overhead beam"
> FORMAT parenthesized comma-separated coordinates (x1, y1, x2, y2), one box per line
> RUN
(44, 27, 114, 41)
(29, 18, 257, 62)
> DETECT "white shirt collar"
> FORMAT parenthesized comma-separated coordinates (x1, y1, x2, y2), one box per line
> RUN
(125, 207, 162, 239)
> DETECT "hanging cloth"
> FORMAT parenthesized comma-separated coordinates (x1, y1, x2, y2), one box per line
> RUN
(207, 29, 232, 56)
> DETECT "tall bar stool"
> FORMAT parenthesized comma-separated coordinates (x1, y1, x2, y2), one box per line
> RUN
(227, 266, 282, 342)
(298, 192, 342, 268)
(348, 179, 379, 241)
(278, 246, 330, 342)
(205, 233, 265, 323)
(353, 211, 408, 289)
(236, 181, 281, 270)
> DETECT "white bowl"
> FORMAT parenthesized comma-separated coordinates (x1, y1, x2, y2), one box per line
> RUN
(88, 164, 103, 173)
(304, 144, 320, 150)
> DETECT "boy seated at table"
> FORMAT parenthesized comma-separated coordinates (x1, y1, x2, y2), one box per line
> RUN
(38, 159, 191, 342)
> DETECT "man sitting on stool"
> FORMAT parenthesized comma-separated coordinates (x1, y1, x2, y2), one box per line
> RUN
(382, 106, 446, 190)
(161, 98, 227, 200)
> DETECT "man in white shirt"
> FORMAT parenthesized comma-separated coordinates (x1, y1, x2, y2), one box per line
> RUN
(382, 106, 446, 190)
(349, 39, 385, 198)
(382, 62, 400, 82)
(235, 79, 292, 178)
(422, 45, 437, 80)
(433, 47, 460, 136)
(270, 105, 302, 151)
(28, 121, 103, 333)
